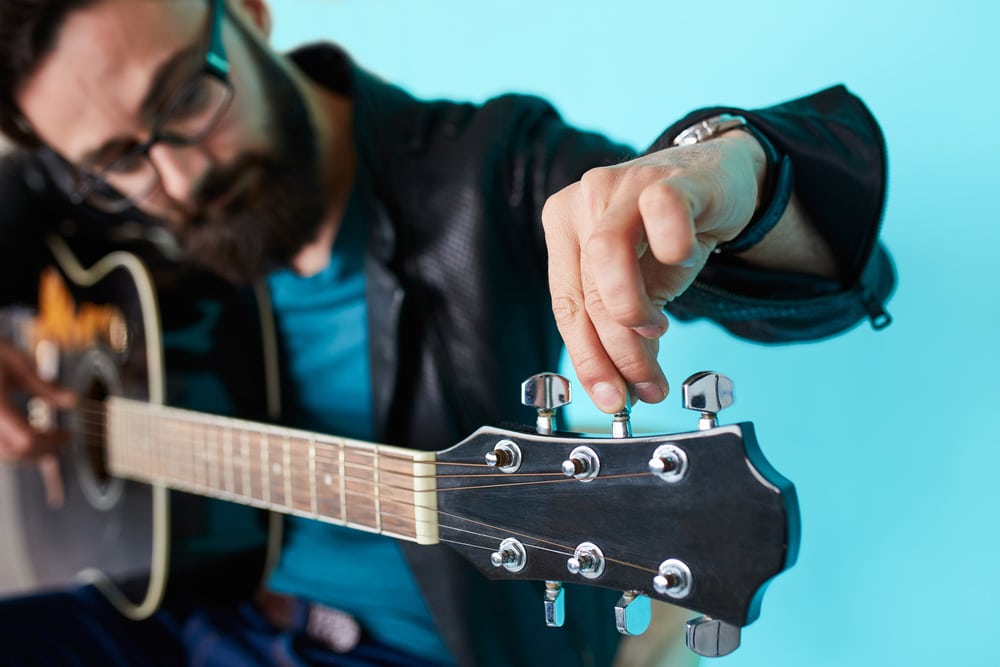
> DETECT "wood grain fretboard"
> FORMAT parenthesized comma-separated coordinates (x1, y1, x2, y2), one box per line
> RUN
(104, 397, 439, 544)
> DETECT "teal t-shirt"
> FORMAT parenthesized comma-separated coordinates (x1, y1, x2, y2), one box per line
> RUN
(265, 191, 452, 665)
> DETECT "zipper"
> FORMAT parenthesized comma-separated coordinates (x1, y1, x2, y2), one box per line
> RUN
(685, 275, 892, 332)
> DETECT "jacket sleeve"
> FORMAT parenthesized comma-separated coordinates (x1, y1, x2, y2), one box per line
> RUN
(648, 85, 895, 342)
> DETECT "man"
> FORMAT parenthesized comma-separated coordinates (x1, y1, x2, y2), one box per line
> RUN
(0, 0, 893, 665)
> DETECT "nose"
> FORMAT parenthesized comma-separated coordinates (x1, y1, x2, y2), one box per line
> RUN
(147, 142, 213, 204)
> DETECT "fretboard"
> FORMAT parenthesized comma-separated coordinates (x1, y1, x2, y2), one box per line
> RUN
(104, 397, 439, 545)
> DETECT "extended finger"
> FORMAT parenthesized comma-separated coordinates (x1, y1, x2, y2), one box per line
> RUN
(543, 196, 630, 413)
(583, 196, 669, 337)
(581, 268, 669, 406)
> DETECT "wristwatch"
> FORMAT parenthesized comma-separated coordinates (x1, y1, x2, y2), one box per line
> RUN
(671, 113, 794, 254)
(672, 113, 748, 147)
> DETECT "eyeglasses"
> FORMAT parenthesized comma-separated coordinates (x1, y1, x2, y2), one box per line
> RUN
(67, 0, 232, 213)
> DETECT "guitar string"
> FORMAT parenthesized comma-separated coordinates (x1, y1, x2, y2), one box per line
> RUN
(62, 403, 668, 577)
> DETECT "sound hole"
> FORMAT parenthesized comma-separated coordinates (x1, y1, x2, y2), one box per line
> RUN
(82, 379, 111, 491)
(70, 348, 125, 511)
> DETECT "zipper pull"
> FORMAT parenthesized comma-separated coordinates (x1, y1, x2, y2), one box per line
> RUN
(860, 290, 892, 330)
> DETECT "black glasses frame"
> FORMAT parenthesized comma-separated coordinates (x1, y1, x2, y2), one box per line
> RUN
(68, 0, 232, 211)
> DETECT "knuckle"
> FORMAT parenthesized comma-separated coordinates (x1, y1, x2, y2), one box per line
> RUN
(550, 293, 583, 326)
(611, 350, 654, 381)
(605, 299, 649, 326)
(568, 348, 610, 385)
(581, 281, 606, 313)
(579, 166, 619, 199)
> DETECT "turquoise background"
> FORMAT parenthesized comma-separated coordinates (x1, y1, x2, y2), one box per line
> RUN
(273, 2, 998, 665)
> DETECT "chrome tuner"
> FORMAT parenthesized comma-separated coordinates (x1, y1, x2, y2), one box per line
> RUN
(484, 439, 522, 473)
(490, 538, 527, 573)
(566, 542, 605, 579)
(521, 373, 571, 435)
(648, 443, 688, 483)
(614, 591, 651, 636)
(653, 558, 692, 599)
(543, 581, 565, 628)
(685, 616, 741, 657)
(682, 371, 734, 430)
(561, 446, 600, 481)
(612, 389, 632, 438)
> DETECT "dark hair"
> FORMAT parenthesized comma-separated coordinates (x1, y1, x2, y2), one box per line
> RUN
(0, 0, 98, 147)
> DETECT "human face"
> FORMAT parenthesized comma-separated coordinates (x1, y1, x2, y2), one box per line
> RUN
(18, 0, 327, 283)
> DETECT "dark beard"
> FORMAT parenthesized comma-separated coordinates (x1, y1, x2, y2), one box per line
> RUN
(177, 35, 326, 284)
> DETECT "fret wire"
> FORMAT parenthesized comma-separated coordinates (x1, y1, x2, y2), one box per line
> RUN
(338, 440, 347, 524)
(374, 446, 382, 533)
(260, 431, 270, 506)
(283, 434, 292, 510)
(309, 437, 318, 517)
(241, 430, 251, 501)
(207, 419, 217, 493)
(223, 423, 233, 496)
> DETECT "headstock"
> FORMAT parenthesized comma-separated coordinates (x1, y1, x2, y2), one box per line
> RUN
(435, 372, 799, 657)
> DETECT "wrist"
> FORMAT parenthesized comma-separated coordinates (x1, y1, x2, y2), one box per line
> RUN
(670, 112, 793, 254)
(714, 124, 793, 254)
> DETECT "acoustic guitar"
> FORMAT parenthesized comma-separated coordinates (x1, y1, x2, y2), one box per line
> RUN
(0, 237, 799, 657)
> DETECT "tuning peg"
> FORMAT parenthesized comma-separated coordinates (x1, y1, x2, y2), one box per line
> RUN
(685, 616, 741, 657)
(521, 373, 571, 435)
(682, 371, 734, 430)
(490, 538, 527, 573)
(566, 542, 605, 579)
(611, 389, 632, 438)
(614, 591, 650, 636)
(543, 581, 565, 627)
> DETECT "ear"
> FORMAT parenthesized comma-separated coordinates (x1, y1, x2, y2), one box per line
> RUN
(228, 0, 273, 39)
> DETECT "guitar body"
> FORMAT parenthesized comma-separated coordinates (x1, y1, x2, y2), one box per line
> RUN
(2, 239, 271, 612)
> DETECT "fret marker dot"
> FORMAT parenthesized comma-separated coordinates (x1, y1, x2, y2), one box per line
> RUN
(324, 474, 333, 486)
(273, 463, 282, 474)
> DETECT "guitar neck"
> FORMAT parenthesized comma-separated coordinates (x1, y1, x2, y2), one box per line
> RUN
(104, 397, 439, 545)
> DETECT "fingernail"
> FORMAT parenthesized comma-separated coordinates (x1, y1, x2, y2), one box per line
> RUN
(678, 255, 698, 268)
(634, 382, 665, 403)
(592, 382, 623, 412)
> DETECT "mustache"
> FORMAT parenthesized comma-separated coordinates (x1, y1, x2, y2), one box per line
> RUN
(173, 150, 326, 285)
(185, 152, 275, 224)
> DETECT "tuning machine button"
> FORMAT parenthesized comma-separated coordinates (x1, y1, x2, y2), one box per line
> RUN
(614, 590, 651, 636)
(566, 542, 605, 579)
(685, 616, 741, 657)
(653, 558, 692, 599)
(543, 580, 565, 627)
(682, 371, 734, 430)
(561, 446, 600, 481)
(521, 373, 571, 435)
(490, 538, 527, 573)
(484, 439, 522, 473)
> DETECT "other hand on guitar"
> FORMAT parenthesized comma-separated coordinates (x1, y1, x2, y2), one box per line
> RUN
(0, 338, 76, 461)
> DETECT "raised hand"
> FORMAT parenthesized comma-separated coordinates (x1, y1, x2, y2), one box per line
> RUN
(541, 130, 765, 413)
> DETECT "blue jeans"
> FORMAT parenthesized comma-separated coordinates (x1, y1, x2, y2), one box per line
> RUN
(0, 585, 441, 666)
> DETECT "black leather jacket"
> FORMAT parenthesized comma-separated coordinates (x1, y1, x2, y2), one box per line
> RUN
(0, 43, 893, 667)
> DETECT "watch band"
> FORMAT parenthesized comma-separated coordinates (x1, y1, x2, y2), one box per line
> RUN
(672, 113, 794, 254)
